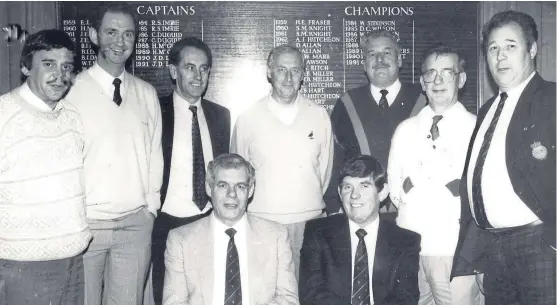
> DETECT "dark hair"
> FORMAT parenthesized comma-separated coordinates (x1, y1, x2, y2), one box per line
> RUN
(91, 2, 136, 33)
(206, 153, 255, 187)
(482, 10, 538, 52)
(267, 45, 306, 70)
(339, 155, 387, 193)
(20, 29, 76, 72)
(168, 37, 212, 68)
(420, 44, 466, 73)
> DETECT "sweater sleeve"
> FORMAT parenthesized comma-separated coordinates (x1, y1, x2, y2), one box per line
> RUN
(388, 122, 406, 209)
(320, 108, 334, 194)
(230, 113, 249, 162)
(147, 88, 163, 216)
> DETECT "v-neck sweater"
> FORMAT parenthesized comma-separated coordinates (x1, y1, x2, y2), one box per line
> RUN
(231, 95, 333, 224)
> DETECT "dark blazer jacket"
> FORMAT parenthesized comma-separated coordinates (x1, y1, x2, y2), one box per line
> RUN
(452, 73, 556, 278)
(299, 214, 421, 305)
(159, 94, 231, 206)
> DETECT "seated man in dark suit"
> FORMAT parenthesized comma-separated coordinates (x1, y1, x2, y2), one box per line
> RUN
(299, 155, 421, 305)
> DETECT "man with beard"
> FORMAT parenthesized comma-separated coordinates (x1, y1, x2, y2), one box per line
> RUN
(66, 3, 163, 305)
(231, 45, 333, 279)
(150, 37, 230, 305)
(327, 30, 426, 217)
(0, 29, 91, 305)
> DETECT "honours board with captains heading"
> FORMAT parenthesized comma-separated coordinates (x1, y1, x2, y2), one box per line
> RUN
(60, 1, 479, 116)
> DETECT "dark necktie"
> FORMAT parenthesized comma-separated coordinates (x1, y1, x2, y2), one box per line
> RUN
(189, 105, 207, 211)
(471, 92, 508, 228)
(112, 78, 122, 106)
(225, 228, 242, 305)
(352, 229, 371, 305)
(378, 89, 389, 113)
(430, 115, 444, 141)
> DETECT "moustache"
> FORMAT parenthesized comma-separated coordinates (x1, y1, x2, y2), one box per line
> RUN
(47, 79, 71, 87)
(374, 63, 390, 69)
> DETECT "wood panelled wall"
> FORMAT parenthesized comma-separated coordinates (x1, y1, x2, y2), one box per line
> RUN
(0, 1, 59, 95)
(479, 1, 556, 104)
(0, 1, 555, 111)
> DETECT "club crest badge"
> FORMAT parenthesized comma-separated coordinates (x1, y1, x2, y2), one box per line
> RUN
(531, 141, 547, 160)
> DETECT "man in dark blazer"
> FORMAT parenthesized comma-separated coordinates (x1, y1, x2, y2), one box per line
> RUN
(452, 10, 556, 305)
(300, 155, 421, 305)
(149, 37, 230, 305)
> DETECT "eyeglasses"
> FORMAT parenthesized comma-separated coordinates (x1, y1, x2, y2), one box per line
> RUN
(422, 70, 461, 83)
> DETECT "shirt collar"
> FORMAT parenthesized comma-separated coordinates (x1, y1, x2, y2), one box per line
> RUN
(19, 82, 58, 112)
(370, 78, 402, 103)
(422, 100, 466, 121)
(499, 71, 536, 98)
(348, 216, 380, 238)
(173, 91, 202, 108)
(211, 211, 248, 234)
(89, 62, 125, 92)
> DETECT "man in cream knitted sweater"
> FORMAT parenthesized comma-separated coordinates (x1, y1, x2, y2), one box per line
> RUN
(0, 30, 91, 305)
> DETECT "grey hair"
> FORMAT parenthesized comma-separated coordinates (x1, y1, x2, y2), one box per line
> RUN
(360, 30, 401, 55)
(206, 153, 255, 186)
(266, 45, 306, 70)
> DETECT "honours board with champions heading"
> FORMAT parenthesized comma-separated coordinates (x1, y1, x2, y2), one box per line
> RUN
(60, 1, 479, 116)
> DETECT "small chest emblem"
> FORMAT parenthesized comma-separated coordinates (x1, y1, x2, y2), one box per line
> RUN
(531, 141, 548, 160)
(308, 131, 314, 139)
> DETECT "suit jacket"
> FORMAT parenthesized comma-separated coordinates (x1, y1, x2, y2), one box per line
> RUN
(452, 73, 556, 277)
(159, 94, 230, 205)
(299, 214, 421, 305)
(163, 214, 299, 305)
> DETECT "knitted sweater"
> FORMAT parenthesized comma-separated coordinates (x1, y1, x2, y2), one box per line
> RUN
(65, 69, 163, 219)
(231, 95, 333, 224)
(0, 86, 92, 261)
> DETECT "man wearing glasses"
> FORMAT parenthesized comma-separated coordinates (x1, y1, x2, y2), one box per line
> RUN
(387, 45, 483, 305)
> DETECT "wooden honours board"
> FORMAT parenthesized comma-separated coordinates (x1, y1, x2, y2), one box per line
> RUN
(60, 1, 479, 117)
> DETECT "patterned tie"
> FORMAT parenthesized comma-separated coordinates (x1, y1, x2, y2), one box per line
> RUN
(189, 105, 207, 211)
(430, 115, 444, 141)
(378, 89, 389, 113)
(112, 78, 122, 106)
(471, 92, 508, 228)
(225, 228, 242, 305)
(352, 229, 371, 305)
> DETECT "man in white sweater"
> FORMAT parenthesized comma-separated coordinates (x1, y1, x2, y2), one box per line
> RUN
(0, 30, 91, 305)
(65, 3, 163, 305)
(388, 46, 483, 305)
(231, 45, 333, 280)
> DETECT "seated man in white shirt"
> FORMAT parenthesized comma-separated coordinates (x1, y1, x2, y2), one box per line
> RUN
(300, 155, 421, 305)
(163, 153, 299, 305)
(388, 45, 482, 305)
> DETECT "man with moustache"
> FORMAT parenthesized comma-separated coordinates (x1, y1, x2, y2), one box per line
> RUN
(150, 37, 230, 305)
(327, 30, 426, 216)
(231, 45, 333, 279)
(163, 153, 298, 305)
(452, 10, 556, 305)
(66, 3, 163, 304)
(0, 29, 91, 305)
(299, 155, 420, 305)
(389, 46, 482, 305)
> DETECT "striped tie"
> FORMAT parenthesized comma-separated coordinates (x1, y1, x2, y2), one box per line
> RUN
(352, 229, 371, 305)
(471, 92, 508, 228)
(224, 228, 242, 305)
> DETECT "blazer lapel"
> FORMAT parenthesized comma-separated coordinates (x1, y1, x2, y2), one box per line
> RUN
(202, 99, 220, 158)
(246, 216, 268, 305)
(192, 218, 214, 305)
(372, 220, 394, 303)
(331, 216, 352, 302)
(160, 94, 174, 205)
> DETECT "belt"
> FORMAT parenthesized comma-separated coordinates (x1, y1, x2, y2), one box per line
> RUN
(485, 219, 543, 235)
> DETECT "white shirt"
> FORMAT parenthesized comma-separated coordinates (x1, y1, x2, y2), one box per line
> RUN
(388, 102, 476, 255)
(267, 92, 300, 125)
(467, 72, 539, 228)
(370, 79, 401, 106)
(19, 82, 56, 112)
(162, 92, 214, 217)
(88, 63, 126, 100)
(349, 218, 379, 304)
(211, 213, 250, 305)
